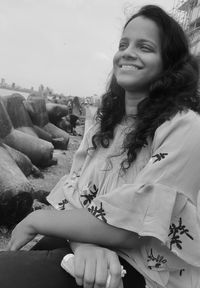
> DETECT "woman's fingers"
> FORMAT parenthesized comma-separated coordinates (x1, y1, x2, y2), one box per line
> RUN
(83, 258, 96, 288)
(74, 255, 85, 286)
(73, 245, 123, 288)
(107, 252, 122, 288)
(94, 256, 108, 288)
(6, 233, 33, 251)
(6, 215, 38, 251)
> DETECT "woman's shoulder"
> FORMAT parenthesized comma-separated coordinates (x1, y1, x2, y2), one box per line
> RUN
(158, 109, 200, 132)
(171, 109, 200, 123)
(153, 110, 200, 146)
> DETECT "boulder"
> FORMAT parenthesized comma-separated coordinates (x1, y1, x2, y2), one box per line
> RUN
(0, 144, 33, 227)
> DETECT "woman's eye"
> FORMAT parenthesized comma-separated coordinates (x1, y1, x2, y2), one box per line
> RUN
(140, 45, 153, 52)
(119, 42, 128, 50)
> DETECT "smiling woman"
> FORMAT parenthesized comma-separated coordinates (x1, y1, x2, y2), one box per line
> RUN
(113, 16, 163, 95)
(0, 4, 200, 288)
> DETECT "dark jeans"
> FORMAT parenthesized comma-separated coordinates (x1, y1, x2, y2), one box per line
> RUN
(0, 236, 145, 288)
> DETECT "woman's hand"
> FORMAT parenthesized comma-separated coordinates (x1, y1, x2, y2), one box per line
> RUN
(73, 244, 123, 288)
(7, 212, 38, 251)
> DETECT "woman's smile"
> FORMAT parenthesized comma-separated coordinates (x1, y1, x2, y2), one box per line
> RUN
(119, 64, 141, 71)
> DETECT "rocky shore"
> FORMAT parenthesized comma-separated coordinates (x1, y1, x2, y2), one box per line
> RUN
(0, 128, 83, 251)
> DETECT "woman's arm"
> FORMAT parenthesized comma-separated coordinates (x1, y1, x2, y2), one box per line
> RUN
(8, 208, 141, 251)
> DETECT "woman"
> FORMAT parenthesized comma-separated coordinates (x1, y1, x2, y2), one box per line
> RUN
(1, 5, 200, 288)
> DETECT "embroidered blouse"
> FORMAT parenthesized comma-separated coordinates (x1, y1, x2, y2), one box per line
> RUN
(47, 110, 200, 288)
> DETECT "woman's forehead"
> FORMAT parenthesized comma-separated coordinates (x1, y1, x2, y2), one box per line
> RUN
(122, 16, 161, 45)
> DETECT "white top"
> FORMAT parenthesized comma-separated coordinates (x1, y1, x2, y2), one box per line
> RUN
(47, 110, 200, 288)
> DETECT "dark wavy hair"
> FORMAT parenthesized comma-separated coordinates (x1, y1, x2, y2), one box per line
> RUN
(92, 5, 200, 171)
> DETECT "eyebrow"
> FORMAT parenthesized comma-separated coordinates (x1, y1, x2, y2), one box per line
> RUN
(138, 39, 157, 48)
(120, 37, 158, 48)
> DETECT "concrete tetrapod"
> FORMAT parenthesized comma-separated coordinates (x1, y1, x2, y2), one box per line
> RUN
(0, 144, 33, 227)
(1, 94, 38, 138)
(25, 96, 70, 149)
(24, 95, 53, 143)
(0, 99, 54, 167)
(2, 143, 43, 178)
(46, 102, 69, 125)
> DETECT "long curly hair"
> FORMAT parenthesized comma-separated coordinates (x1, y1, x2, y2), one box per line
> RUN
(92, 5, 200, 171)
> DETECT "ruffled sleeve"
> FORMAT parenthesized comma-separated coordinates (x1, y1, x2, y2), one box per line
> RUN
(47, 123, 98, 209)
(87, 111, 200, 266)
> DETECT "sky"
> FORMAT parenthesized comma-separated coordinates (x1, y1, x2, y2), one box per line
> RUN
(0, 0, 177, 97)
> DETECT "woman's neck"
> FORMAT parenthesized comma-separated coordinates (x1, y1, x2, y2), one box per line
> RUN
(125, 91, 147, 116)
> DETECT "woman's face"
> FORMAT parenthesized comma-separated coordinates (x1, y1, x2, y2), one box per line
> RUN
(113, 16, 163, 93)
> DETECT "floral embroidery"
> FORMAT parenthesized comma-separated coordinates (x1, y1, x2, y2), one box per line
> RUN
(58, 199, 68, 210)
(88, 202, 107, 223)
(81, 183, 98, 206)
(147, 248, 167, 269)
(152, 152, 168, 163)
(179, 269, 185, 276)
(168, 217, 193, 250)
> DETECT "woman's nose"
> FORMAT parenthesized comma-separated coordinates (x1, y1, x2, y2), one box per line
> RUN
(122, 46, 138, 60)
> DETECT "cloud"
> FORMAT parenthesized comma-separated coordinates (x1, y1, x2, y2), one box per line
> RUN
(0, 0, 175, 97)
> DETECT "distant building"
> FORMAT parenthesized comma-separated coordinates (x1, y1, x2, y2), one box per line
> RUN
(1, 78, 5, 86)
(84, 94, 101, 107)
(173, 0, 200, 55)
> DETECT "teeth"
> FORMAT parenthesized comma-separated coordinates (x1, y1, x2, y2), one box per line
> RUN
(121, 65, 138, 70)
